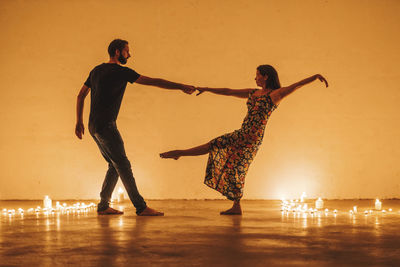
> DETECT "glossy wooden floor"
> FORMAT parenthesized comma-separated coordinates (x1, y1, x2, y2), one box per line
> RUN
(1, 200, 400, 266)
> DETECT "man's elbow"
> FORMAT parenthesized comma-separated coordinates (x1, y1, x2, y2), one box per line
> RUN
(136, 76, 157, 86)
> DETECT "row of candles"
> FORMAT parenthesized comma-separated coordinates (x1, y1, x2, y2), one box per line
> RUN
(2, 200, 97, 216)
(281, 192, 395, 215)
(2, 188, 125, 217)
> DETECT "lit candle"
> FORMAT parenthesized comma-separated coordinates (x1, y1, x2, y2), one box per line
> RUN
(117, 187, 124, 203)
(43, 195, 52, 209)
(300, 192, 307, 203)
(353, 206, 357, 213)
(375, 199, 382, 210)
(315, 197, 324, 209)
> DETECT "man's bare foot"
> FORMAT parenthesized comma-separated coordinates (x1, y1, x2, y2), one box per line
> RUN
(138, 207, 164, 216)
(160, 150, 181, 160)
(97, 207, 124, 215)
(220, 202, 242, 215)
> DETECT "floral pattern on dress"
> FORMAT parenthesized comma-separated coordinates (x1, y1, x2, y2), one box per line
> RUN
(204, 89, 278, 200)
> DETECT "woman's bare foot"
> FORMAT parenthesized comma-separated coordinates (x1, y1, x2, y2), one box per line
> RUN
(220, 201, 242, 215)
(160, 150, 182, 160)
(97, 207, 124, 215)
(137, 207, 164, 216)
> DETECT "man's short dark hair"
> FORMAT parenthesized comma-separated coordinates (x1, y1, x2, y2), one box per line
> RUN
(108, 39, 128, 57)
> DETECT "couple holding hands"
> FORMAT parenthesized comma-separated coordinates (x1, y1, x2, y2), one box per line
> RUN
(75, 39, 328, 216)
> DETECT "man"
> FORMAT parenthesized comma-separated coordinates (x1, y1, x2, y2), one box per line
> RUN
(75, 39, 195, 216)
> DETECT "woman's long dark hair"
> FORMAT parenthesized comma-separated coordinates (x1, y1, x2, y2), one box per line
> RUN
(257, 65, 281, 90)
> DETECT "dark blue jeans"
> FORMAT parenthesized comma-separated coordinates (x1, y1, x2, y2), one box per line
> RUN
(89, 121, 147, 215)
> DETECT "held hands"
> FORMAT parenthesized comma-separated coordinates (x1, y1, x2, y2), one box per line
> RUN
(181, 85, 207, 96)
(315, 74, 329, 87)
(75, 122, 85, 139)
(195, 87, 207, 96)
(181, 85, 196, 95)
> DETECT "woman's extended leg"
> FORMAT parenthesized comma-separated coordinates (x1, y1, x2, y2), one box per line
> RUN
(160, 142, 211, 160)
(220, 200, 242, 215)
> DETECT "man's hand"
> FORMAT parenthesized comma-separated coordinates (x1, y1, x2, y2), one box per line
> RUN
(181, 85, 196, 95)
(75, 122, 85, 139)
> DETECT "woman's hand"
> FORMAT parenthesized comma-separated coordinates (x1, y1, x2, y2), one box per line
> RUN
(196, 87, 208, 96)
(315, 74, 329, 87)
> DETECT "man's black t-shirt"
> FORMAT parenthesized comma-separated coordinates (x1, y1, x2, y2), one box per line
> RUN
(84, 63, 140, 130)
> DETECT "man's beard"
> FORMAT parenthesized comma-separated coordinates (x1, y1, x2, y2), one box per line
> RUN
(118, 54, 127, 65)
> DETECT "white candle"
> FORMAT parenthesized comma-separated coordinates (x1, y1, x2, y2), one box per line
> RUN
(117, 187, 124, 203)
(375, 199, 382, 210)
(43, 195, 52, 209)
(300, 192, 307, 203)
(315, 197, 324, 209)
(353, 206, 357, 213)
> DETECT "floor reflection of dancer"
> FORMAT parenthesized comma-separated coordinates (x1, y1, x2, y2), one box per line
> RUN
(160, 65, 328, 215)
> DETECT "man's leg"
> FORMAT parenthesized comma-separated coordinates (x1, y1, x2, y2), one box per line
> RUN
(91, 134, 120, 212)
(98, 163, 119, 211)
(94, 124, 155, 215)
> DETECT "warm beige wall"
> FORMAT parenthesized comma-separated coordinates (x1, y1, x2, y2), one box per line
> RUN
(0, 0, 399, 200)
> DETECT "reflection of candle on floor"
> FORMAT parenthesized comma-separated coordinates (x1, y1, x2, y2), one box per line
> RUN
(375, 199, 382, 210)
(117, 187, 124, 203)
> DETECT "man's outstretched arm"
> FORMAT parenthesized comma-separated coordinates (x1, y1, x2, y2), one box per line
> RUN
(75, 85, 90, 139)
(135, 75, 195, 94)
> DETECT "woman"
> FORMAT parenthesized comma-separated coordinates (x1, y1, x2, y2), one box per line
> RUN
(160, 65, 328, 215)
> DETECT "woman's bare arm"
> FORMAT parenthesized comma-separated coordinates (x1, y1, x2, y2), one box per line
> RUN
(270, 74, 328, 105)
(196, 87, 254, 99)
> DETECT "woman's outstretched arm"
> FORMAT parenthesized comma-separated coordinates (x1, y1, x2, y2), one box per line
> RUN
(196, 87, 254, 99)
(270, 74, 328, 105)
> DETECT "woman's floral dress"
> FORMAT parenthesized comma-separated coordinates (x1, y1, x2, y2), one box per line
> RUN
(204, 89, 278, 200)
